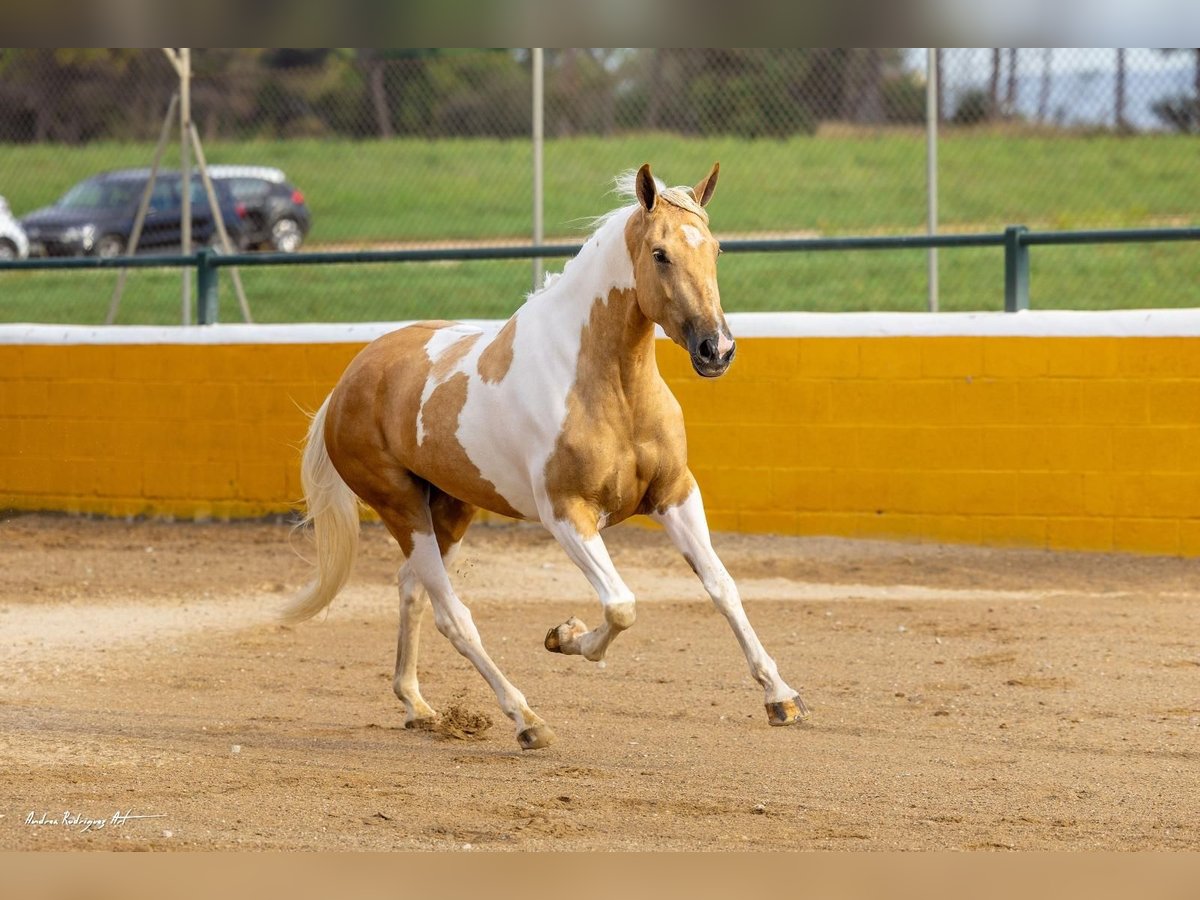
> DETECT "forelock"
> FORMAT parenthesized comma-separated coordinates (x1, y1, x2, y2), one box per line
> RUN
(610, 170, 710, 224)
(658, 186, 709, 223)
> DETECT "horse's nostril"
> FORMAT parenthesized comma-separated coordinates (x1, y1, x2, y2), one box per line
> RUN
(698, 338, 718, 361)
(721, 341, 736, 363)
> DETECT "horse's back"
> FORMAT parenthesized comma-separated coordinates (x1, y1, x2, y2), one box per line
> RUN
(325, 320, 525, 519)
(330, 320, 461, 438)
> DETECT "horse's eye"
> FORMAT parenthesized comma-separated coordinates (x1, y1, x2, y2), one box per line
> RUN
(652, 249, 669, 264)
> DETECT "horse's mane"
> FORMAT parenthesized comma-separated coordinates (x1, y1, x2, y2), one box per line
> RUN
(532, 170, 709, 297)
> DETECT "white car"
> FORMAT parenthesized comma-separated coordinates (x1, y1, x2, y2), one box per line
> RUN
(0, 195, 30, 260)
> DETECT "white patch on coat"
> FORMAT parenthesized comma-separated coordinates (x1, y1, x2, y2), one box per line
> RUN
(426, 207, 640, 519)
(424, 323, 480, 360)
(681, 224, 707, 248)
(416, 324, 488, 446)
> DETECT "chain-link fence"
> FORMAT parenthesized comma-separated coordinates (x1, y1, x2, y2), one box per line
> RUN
(1, 48, 1197, 323)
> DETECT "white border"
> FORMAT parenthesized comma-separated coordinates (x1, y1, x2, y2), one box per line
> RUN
(723, 309, 1200, 338)
(4, 309, 1200, 345)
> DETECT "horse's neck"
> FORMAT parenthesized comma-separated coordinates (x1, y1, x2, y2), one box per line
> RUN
(515, 207, 658, 390)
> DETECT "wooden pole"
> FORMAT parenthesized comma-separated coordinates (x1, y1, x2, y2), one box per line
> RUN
(179, 48, 192, 324)
(188, 121, 252, 322)
(106, 92, 178, 325)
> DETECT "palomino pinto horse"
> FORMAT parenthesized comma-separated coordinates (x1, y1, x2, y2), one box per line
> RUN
(283, 163, 808, 749)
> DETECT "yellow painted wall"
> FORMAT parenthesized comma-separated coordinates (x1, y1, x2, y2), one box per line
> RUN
(3, 335, 1200, 555)
(0, 341, 358, 520)
(660, 336, 1200, 555)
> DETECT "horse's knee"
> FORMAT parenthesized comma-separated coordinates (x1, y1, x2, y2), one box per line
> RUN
(604, 599, 636, 631)
(432, 604, 478, 647)
(432, 610, 461, 642)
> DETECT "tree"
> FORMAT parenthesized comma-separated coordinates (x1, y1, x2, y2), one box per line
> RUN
(989, 48, 1001, 118)
(358, 49, 394, 139)
(1005, 48, 1018, 115)
(1151, 48, 1200, 133)
(1037, 48, 1052, 123)
(0, 49, 172, 143)
(847, 47, 884, 124)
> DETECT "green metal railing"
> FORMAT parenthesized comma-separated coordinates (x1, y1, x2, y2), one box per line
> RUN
(3, 225, 1198, 324)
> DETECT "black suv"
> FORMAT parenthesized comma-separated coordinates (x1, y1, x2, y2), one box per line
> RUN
(21, 169, 248, 258)
(208, 165, 311, 252)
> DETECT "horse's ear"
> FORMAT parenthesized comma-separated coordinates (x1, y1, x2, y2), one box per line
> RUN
(694, 162, 720, 208)
(636, 163, 657, 212)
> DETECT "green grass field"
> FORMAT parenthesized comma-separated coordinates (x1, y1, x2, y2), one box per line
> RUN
(2, 131, 1198, 323)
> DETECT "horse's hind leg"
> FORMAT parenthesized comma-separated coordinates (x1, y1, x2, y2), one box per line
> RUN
(393, 563, 435, 726)
(392, 490, 475, 728)
(379, 481, 555, 750)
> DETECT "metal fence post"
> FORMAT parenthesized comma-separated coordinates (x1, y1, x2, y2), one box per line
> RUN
(197, 250, 219, 324)
(531, 47, 545, 293)
(1004, 225, 1030, 312)
(925, 47, 939, 312)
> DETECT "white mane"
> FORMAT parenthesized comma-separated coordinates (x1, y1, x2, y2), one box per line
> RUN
(529, 170, 705, 301)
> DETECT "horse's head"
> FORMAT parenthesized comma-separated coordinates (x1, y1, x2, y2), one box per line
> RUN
(627, 162, 733, 378)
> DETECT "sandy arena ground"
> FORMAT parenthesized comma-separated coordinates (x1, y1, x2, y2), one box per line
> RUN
(1, 512, 1198, 851)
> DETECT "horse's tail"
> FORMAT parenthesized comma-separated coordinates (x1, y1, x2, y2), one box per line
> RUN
(280, 396, 360, 625)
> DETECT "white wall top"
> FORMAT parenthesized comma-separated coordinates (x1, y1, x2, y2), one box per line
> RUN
(5, 309, 1200, 345)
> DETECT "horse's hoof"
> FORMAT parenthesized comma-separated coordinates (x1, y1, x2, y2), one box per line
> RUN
(545, 616, 589, 655)
(766, 695, 810, 726)
(405, 715, 438, 731)
(517, 724, 556, 750)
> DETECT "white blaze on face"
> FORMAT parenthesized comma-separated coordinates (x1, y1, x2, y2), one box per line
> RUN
(681, 224, 707, 248)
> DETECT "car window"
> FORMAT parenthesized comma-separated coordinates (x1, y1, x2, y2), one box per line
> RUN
(188, 177, 228, 208)
(108, 184, 139, 208)
(58, 180, 138, 210)
(148, 180, 178, 211)
(224, 178, 269, 202)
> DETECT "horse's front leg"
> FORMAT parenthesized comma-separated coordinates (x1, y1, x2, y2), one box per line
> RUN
(651, 481, 809, 726)
(538, 501, 636, 663)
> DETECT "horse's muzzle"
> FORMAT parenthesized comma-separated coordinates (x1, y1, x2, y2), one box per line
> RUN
(688, 329, 736, 378)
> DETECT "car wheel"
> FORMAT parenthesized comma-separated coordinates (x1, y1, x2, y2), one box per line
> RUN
(270, 217, 303, 253)
(95, 234, 125, 259)
(0, 239, 17, 261)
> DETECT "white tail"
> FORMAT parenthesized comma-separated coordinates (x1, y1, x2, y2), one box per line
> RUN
(280, 397, 360, 624)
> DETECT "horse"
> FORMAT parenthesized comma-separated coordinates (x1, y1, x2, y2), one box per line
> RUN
(282, 163, 808, 750)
